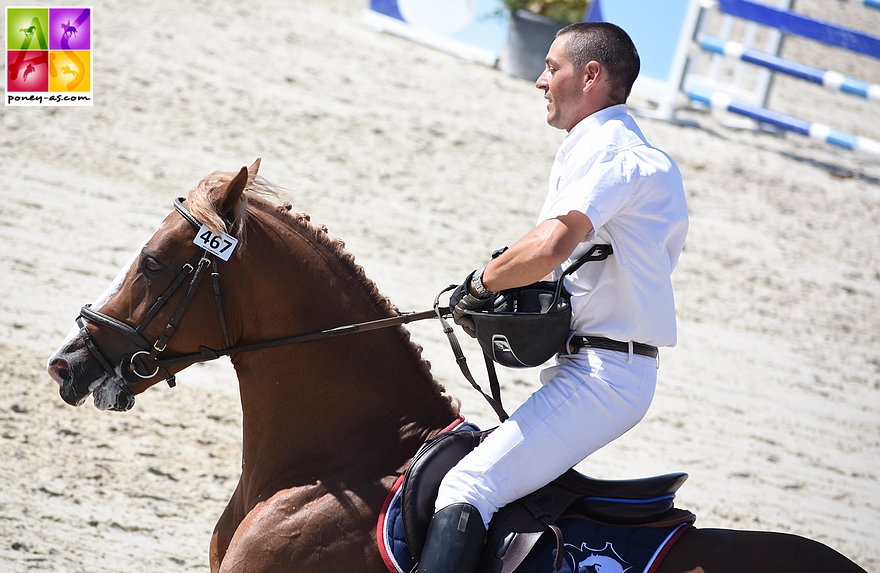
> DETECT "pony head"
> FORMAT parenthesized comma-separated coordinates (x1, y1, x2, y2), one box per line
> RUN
(47, 159, 262, 411)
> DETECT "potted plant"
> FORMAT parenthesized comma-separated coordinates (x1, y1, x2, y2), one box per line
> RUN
(501, 0, 589, 81)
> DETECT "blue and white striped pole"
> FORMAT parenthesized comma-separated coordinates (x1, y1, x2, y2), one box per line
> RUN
(687, 86, 880, 156)
(717, 0, 880, 58)
(698, 35, 880, 101)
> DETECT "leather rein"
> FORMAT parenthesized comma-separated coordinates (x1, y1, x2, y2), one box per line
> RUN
(76, 197, 446, 396)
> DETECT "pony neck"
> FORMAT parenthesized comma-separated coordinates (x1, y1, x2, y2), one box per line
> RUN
(227, 203, 460, 489)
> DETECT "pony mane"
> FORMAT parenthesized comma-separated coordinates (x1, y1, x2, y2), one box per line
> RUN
(186, 169, 454, 410)
(273, 201, 452, 405)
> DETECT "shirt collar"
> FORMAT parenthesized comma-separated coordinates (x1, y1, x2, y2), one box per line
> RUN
(558, 104, 628, 155)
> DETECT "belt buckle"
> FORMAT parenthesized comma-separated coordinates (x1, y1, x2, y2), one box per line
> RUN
(565, 332, 579, 355)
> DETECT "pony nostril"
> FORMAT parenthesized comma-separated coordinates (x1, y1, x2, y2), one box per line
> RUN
(48, 360, 71, 387)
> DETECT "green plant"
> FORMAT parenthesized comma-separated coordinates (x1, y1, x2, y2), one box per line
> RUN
(502, 0, 589, 25)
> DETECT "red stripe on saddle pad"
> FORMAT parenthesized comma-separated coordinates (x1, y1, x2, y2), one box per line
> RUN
(646, 523, 692, 573)
(377, 416, 466, 573)
(378, 474, 407, 573)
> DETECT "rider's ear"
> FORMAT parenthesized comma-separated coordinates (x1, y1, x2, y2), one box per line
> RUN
(214, 165, 249, 217)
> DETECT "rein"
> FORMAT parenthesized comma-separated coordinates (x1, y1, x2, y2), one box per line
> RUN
(76, 198, 448, 394)
(151, 307, 445, 369)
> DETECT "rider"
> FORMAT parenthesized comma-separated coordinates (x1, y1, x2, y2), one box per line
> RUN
(418, 22, 688, 573)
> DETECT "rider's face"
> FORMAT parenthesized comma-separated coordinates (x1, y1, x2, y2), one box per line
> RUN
(535, 37, 589, 132)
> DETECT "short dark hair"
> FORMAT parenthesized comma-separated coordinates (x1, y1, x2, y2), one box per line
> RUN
(555, 22, 640, 104)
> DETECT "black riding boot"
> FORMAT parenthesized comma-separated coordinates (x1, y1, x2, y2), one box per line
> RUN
(417, 502, 486, 573)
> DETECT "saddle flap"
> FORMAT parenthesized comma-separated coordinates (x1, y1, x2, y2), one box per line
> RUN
(554, 468, 688, 499)
(400, 426, 487, 559)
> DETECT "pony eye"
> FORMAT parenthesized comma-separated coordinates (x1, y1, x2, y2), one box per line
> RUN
(142, 256, 164, 274)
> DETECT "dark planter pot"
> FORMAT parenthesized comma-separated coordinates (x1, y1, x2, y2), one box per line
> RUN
(501, 9, 566, 82)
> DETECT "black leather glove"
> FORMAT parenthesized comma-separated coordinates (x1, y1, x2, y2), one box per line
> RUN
(449, 270, 494, 338)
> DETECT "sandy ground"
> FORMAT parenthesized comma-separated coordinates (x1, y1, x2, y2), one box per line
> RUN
(1, 0, 879, 571)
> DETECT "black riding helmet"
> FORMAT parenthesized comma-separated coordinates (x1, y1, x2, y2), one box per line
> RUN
(465, 243, 613, 369)
(466, 281, 572, 368)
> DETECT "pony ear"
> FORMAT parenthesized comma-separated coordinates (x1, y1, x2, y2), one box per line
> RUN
(215, 165, 249, 216)
(247, 157, 261, 187)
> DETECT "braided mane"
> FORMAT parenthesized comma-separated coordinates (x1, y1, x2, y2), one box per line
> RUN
(274, 197, 452, 402)
(183, 169, 449, 403)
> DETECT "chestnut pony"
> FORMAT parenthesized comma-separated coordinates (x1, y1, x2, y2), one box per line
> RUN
(48, 161, 866, 573)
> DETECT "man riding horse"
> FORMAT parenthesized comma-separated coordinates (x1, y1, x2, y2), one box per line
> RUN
(431, 22, 688, 573)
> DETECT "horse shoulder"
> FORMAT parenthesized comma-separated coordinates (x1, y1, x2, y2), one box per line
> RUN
(214, 480, 394, 573)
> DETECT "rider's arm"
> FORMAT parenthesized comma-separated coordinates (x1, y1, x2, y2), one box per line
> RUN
(478, 210, 594, 293)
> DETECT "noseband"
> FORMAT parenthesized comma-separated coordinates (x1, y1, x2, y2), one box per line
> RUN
(75, 197, 444, 399)
(76, 197, 232, 394)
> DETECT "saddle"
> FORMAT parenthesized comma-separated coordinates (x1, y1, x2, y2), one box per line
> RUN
(401, 427, 694, 573)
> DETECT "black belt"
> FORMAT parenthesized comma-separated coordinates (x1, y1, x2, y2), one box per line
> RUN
(566, 336, 659, 359)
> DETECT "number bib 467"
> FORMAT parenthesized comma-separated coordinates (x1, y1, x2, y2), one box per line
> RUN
(194, 225, 239, 261)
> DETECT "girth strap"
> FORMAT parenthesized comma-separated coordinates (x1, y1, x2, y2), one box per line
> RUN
(516, 495, 565, 572)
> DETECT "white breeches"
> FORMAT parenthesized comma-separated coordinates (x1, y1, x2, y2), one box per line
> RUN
(434, 348, 658, 528)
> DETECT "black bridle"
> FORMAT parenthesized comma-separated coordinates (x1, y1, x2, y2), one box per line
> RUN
(76, 198, 231, 393)
(75, 197, 444, 397)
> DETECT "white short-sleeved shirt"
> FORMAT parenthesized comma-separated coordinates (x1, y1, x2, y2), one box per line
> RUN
(536, 104, 688, 347)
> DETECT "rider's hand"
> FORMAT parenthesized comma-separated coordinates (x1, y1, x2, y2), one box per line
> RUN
(449, 270, 494, 338)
